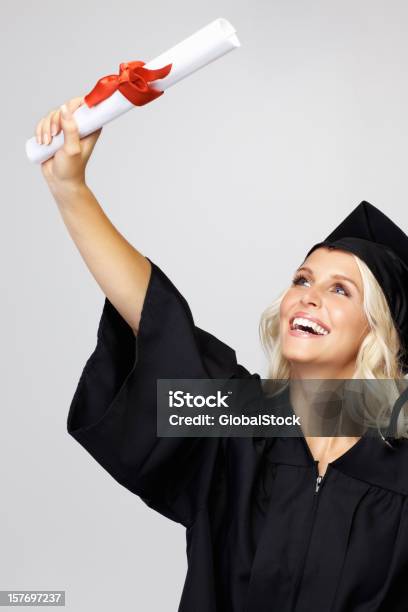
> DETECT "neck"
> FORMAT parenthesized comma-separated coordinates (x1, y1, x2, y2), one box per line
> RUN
(289, 361, 356, 380)
(288, 360, 360, 437)
(288, 379, 344, 435)
(288, 380, 363, 458)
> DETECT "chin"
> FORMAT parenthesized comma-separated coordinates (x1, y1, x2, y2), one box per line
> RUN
(281, 341, 323, 362)
(283, 351, 319, 364)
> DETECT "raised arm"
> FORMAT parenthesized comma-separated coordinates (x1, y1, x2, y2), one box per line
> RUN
(36, 97, 151, 334)
(36, 98, 259, 529)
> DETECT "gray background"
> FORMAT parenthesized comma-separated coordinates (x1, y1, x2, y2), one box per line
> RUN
(3, 0, 408, 609)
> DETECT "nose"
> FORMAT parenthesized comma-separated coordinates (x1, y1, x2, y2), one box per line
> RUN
(300, 286, 322, 308)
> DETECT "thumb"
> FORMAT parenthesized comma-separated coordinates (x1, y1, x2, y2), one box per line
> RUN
(60, 104, 81, 155)
(81, 127, 103, 160)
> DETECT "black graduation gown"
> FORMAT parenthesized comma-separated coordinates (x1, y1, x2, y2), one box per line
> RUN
(67, 257, 408, 612)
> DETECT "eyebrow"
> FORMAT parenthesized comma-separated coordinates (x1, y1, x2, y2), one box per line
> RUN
(295, 266, 361, 293)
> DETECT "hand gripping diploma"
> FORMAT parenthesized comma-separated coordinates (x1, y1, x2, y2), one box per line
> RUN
(36, 97, 151, 335)
(37, 98, 102, 192)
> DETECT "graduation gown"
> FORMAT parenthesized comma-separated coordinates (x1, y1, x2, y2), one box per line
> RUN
(67, 257, 408, 612)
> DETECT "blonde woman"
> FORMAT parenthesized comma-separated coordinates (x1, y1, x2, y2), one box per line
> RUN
(36, 97, 408, 612)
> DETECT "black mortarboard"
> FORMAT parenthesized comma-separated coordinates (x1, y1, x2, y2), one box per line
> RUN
(304, 201, 408, 376)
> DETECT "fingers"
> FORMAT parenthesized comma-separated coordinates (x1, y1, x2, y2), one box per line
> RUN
(35, 96, 85, 145)
(35, 117, 42, 145)
(60, 104, 81, 156)
(67, 96, 85, 113)
(49, 110, 60, 139)
(35, 115, 48, 145)
(35, 110, 60, 144)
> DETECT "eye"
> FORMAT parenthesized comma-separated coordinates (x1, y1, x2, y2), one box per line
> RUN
(292, 274, 310, 287)
(292, 275, 350, 297)
(333, 283, 349, 297)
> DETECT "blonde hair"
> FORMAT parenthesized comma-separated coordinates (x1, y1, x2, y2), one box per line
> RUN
(259, 248, 408, 438)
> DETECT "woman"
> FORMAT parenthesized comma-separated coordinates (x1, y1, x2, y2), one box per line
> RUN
(36, 98, 408, 611)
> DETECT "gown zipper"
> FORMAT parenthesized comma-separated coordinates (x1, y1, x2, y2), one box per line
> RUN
(315, 460, 328, 493)
(291, 460, 328, 611)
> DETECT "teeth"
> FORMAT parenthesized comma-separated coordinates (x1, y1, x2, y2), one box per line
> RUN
(291, 317, 329, 335)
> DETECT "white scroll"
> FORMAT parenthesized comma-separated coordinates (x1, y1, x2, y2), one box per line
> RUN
(25, 18, 240, 164)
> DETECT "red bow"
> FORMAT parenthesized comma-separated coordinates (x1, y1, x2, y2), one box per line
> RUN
(84, 60, 172, 107)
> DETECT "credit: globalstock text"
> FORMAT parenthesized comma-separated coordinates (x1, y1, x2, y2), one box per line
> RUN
(168, 414, 301, 426)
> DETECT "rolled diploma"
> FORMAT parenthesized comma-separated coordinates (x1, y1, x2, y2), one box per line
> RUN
(26, 17, 240, 164)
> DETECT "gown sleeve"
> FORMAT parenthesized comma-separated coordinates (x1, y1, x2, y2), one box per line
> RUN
(67, 257, 255, 528)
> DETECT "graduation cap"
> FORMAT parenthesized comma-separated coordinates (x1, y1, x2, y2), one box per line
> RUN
(304, 201, 408, 441)
(304, 201, 408, 375)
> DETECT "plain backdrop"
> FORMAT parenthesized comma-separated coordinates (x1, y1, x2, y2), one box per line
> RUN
(2, 0, 408, 609)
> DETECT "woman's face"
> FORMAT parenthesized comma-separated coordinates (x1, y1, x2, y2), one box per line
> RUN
(279, 247, 370, 377)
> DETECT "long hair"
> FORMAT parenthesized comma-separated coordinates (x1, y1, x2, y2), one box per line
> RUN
(258, 249, 408, 438)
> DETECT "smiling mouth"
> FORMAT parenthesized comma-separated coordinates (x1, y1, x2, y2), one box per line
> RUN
(289, 317, 330, 337)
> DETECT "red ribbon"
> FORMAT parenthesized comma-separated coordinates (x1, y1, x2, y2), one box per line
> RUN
(84, 60, 173, 107)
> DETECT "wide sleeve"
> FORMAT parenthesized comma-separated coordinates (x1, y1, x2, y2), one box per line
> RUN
(67, 257, 255, 527)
